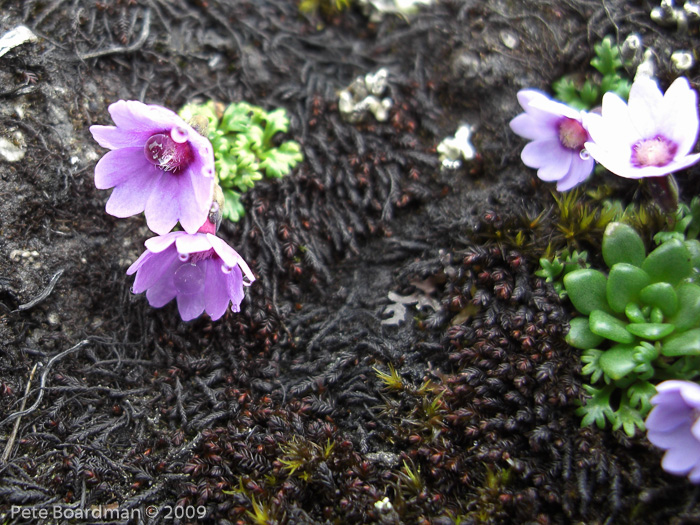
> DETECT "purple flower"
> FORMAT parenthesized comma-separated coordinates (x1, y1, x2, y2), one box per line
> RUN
(510, 90, 595, 191)
(90, 100, 216, 235)
(584, 77, 700, 179)
(645, 380, 700, 483)
(126, 231, 255, 321)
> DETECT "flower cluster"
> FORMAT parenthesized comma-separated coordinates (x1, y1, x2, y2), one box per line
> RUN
(90, 100, 255, 321)
(510, 76, 700, 191)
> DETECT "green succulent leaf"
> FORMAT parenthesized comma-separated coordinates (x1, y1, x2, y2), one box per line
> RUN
(661, 328, 700, 357)
(639, 282, 678, 317)
(669, 283, 700, 331)
(625, 323, 674, 341)
(564, 269, 612, 315)
(606, 263, 651, 313)
(589, 310, 635, 344)
(642, 239, 692, 287)
(598, 344, 637, 381)
(602, 222, 646, 268)
(566, 317, 604, 349)
(624, 303, 646, 324)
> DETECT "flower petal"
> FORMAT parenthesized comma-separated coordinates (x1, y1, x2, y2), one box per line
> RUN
(510, 113, 559, 142)
(94, 148, 155, 190)
(556, 155, 594, 191)
(203, 258, 231, 321)
(144, 232, 184, 253)
(105, 169, 162, 218)
(108, 100, 185, 134)
(175, 233, 212, 255)
(659, 77, 699, 156)
(226, 265, 245, 312)
(132, 247, 178, 294)
(521, 139, 562, 170)
(660, 430, 700, 475)
(628, 76, 664, 138)
(177, 165, 213, 234)
(144, 172, 182, 235)
(90, 125, 147, 150)
(176, 283, 206, 321)
(645, 399, 691, 434)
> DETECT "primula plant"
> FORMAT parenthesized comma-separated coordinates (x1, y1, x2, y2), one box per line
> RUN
(564, 218, 700, 437)
(180, 101, 303, 222)
(91, 100, 256, 322)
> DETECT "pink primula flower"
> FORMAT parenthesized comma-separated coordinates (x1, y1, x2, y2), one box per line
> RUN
(127, 231, 255, 321)
(90, 100, 216, 235)
(510, 90, 595, 191)
(584, 77, 700, 179)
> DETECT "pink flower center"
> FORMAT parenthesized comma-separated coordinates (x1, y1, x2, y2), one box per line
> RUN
(631, 135, 678, 168)
(558, 118, 588, 151)
(144, 129, 193, 172)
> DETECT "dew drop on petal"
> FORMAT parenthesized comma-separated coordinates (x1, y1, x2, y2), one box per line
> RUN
(173, 263, 205, 295)
(221, 264, 233, 274)
(579, 149, 590, 160)
(171, 126, 188, 143)
(178, 253, 190, 262)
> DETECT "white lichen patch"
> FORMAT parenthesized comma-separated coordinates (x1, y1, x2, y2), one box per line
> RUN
(0, 132, 26, 162)
(358, 0, 434, 22)
(0, 25, 38, 58)
(437, 124, 476, 169)
(339, 68, 393, 123)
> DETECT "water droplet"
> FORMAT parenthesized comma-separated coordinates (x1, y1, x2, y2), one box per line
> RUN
(173, 263, 205, 295)
(221, 264, 233, 274)
(171, 126, 189, 143)
(178, 253, 190, 262)
(579, 149, 590, 160)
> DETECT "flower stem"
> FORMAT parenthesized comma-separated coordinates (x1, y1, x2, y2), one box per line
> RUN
(646, 174, 679, 217)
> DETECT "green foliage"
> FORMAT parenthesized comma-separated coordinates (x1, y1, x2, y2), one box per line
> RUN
(565, 216, 700, 436)
(535, 248, 589, 298)
(180, 101, 303, 223)
(553, 36, 632, 110)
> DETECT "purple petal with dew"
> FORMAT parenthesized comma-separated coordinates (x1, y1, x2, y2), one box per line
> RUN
(177, 167, 212, 234)
(521, 139, 562, 170)
(105, 168, 162, 218)
(226, 265, 245, 312)
(556, 155, 594, 192)
(108, 100, 185, 135)
(144, 231, 184, 253)
(509, 113, 559, 142)
(90, 125, 149, 150)
(584, 140, 635, 179)
(95, 148, 154, 190)
(132, 247, 179, 294)
(206, 234, 241, 269)
(660, 431, 700, 475)
(536, 147, 572, 182)
(175, 233, 212, 255)
(628, 76, 664, 138)
(176, 282, 207, 321)
(203, 258, 231, 321)
(659, 77, 699, 156)
(144, 172, 182, 235)
(646, 401, 691, 433)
